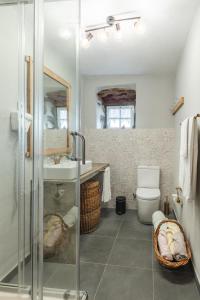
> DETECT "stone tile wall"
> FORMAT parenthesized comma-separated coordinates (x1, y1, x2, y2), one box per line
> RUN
(85, 129, 176, 209)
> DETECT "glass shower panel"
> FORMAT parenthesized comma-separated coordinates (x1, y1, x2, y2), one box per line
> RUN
(43, 0, 81, 299)
(0, 0, 21, 288)
(0, 0, 34, 293)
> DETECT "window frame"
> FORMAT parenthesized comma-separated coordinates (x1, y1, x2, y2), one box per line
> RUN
(56, 106, 68, 129)
(106, 105, 135, 129)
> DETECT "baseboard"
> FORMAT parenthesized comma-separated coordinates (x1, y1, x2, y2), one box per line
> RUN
(2, 254, 31, 283)
(192, 263, 200, 292)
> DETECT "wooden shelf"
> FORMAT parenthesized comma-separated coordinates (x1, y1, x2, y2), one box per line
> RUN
(172, 97, 184, 115)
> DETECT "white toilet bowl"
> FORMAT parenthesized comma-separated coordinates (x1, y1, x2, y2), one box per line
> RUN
(136, 166, 161, 224)
(136, 188, 160, 224)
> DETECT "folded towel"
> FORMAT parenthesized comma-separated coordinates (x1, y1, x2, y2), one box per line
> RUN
(172, 231, 188, 261)
(158, 229, 173, 261)
(159, 222, 187, 261)
(102, 167, 111, 203)
(152, 211, 167, 230)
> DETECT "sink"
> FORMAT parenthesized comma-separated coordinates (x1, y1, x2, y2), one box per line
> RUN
(44, 159, 92, 180)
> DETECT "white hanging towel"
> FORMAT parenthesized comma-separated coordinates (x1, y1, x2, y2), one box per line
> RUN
(179, 118, 189, 189)
(179, 117, 198, 201)
(102, 167, 111, 202)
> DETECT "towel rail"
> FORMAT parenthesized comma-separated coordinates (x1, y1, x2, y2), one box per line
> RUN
(194, 114, 200, 119)
(179, 114, 200, 125)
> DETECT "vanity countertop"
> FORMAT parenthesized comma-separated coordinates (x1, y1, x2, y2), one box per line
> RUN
(80, 163, 109, 184)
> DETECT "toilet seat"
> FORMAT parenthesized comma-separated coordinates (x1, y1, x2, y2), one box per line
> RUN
(136, 188, 160, 200)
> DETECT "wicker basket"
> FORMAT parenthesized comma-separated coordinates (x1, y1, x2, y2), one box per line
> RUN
(80, 207, 101, 234)
(80, 181, 101, 234)
(154, 219, 192, 269)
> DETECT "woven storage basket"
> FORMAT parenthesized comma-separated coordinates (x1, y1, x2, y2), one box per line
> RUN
(81, 181, 101, 234)
(43, 213, 69, 259)
(154, 219, 192, 269)
(80, 207, 101, 234)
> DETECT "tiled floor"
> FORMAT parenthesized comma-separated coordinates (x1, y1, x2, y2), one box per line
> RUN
(5, 209, 200, 300)
(80, 208, 200, 300)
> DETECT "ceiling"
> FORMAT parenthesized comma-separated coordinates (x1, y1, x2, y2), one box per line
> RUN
(80, 0, 200, 75)
(43, 0, 200, 76)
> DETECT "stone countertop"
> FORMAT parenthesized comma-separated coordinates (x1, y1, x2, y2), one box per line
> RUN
(80, 163, 109, 184)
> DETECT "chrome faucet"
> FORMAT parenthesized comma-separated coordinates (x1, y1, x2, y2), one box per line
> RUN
(70, 131, 86, 165)
(48, 154, 63, 165)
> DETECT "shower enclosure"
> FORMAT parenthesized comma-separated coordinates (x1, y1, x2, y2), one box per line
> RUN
(0, 0, 82, 299)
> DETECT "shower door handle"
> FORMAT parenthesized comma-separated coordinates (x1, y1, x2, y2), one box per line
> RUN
(70, 131, 80, 161)
(70, 131, 86, 164)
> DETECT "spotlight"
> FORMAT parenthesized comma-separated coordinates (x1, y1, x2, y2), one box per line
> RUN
(98, 29, 109, 43)
(114, 23, 122, 41)
(134, 20, 146, 34)
(86, 32, 93, 41)
(115, 23, 120, 31)
(81, 32, 93, 48)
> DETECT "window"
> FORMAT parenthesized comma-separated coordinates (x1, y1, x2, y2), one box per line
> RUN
(57, 107, 67, 129)
(106, 106, 135, 128)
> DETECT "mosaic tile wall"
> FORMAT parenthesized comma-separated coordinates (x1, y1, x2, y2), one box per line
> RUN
(85, 128, 176, 209)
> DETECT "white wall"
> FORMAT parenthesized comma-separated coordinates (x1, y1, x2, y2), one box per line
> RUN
(81, 75, 175, 131)
(174, 3, 200, 282)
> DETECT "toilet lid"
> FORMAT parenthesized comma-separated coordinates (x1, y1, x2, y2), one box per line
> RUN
(136, 188, 160, 200)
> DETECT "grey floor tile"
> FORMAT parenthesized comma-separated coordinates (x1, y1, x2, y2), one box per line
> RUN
(91, 218, 121, 237)
(44, 263, 76, 290)
(80, 235, 114, 264)
(123, 209, 138, 221)
(154, 268, 200, 300)
(108, 238, 152, 269)
(8, 261, 32, 285)
(101, 208, 125, 220)
(118, 218, 153, 241)
(95, 265, 153, 300)
(43, 262, 67, 283)
(80, 262, 105, 300)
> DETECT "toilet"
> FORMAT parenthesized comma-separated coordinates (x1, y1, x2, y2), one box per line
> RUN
(136, 166, 160, 224)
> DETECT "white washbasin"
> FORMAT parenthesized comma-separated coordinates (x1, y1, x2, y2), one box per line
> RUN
(44, 160, 92, 180)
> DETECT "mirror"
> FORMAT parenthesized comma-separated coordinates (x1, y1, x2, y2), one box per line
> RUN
(43, 66, 71, 155)
(26, 58, 71, 157)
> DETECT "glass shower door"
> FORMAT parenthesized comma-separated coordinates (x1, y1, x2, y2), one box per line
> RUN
(42, 0, 81, 299)
(0, 0, 34, 296)
(0, 0, 81, 299)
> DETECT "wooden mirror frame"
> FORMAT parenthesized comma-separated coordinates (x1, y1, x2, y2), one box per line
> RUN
(25, 56, 72, 157)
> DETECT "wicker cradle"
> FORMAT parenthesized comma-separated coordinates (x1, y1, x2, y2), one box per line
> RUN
(153, 219, 192, 269)
(80, 180, 101, 234)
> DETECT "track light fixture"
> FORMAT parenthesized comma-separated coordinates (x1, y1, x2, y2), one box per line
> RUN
(81, 12, 144, 48)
